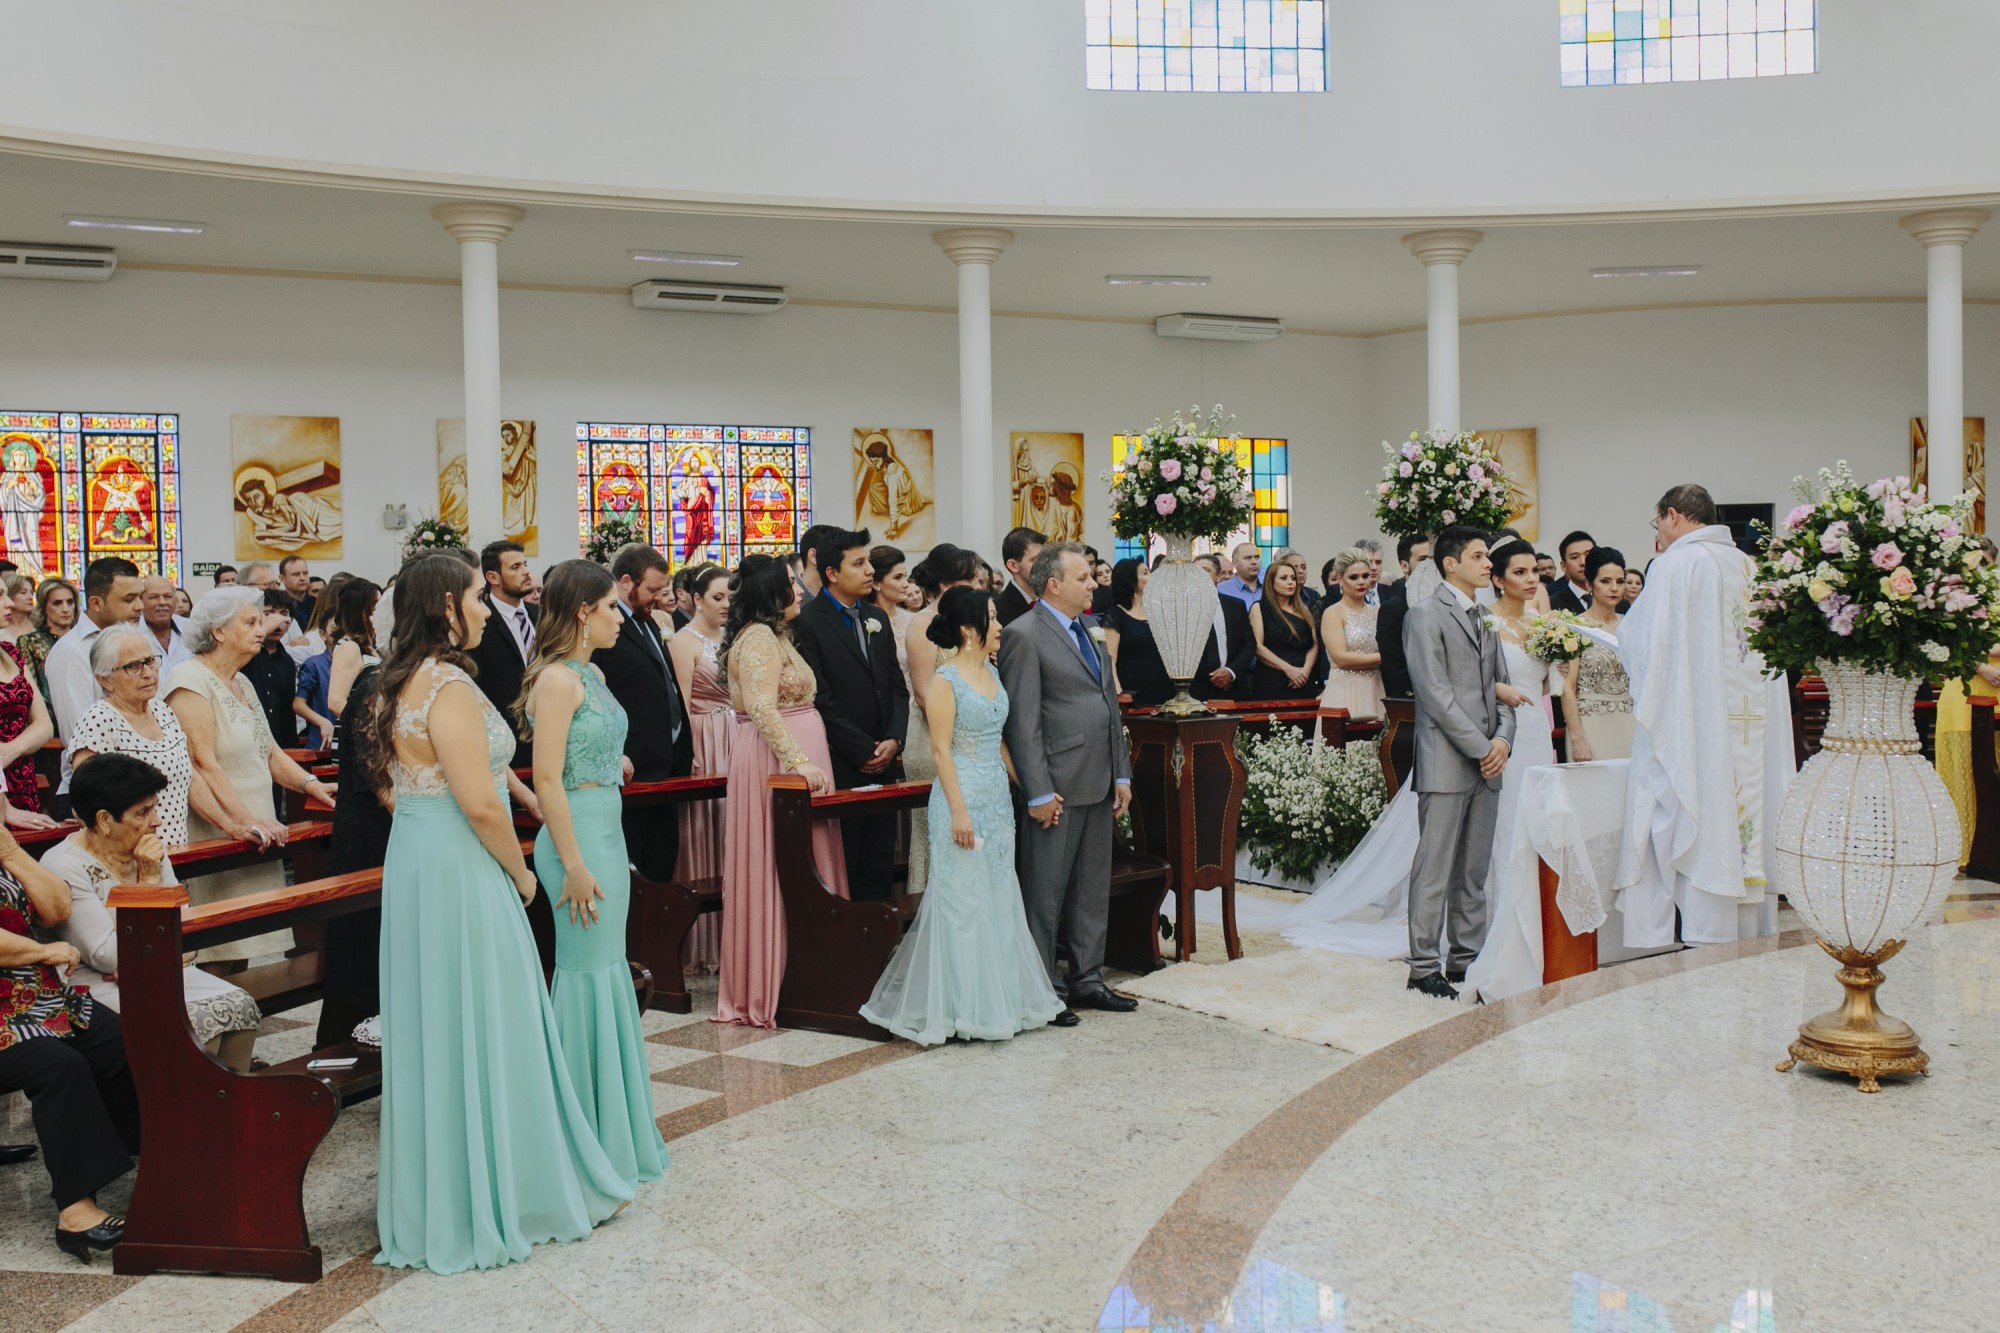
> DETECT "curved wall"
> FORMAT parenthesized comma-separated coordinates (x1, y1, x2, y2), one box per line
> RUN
(2, 1, 1994, 218)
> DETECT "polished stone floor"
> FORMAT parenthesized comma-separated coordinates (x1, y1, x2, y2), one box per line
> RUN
(3, 906, 1996, 1331)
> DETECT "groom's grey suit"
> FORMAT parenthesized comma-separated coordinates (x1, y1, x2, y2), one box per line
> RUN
(1403, 585, 1516, 980)
(999, 602, 1131, 1002)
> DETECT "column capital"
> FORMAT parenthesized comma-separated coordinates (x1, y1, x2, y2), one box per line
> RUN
(432, 202, 526, 245)
(1401, 229, 1485, 266)
(1900, 208, 1990, 248)
(933, 227, 1014, 266)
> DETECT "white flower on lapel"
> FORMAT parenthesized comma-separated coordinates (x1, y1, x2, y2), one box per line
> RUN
(1480, 615, 1499, 633)
(1088, 625, 1108, 644)
(864, 619, 881, 635)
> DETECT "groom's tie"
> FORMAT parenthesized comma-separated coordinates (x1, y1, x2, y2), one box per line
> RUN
(1465, 603, 1487, 638)
(1070, 618, 1102, 684)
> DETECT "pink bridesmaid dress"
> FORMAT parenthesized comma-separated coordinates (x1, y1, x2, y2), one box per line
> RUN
(673, 629, 729, 973)
(715, 623, 848, 1028)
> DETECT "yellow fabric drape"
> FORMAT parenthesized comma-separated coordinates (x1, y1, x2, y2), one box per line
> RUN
(1936, 678, 1974, 866)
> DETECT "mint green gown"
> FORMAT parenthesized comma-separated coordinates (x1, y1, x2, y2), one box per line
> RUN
(532, 660, 669, 1188)
(376, 661, 631, 1275)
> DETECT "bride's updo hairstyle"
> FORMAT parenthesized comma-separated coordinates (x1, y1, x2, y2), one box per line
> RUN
(925, 586, 992, 652)
(1487, 537, 1537, 586)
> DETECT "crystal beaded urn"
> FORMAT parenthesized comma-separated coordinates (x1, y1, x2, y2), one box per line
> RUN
(1149, 535, 1223, 715)
(1774, 661, 1957, 1092)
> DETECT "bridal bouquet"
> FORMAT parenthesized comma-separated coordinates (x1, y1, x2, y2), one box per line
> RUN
(401, 515, 468, 562)
(1103, 405, 1254, 545)
(1748, 463, 2000, 679)
(1237, 725, 1387, 882)
(1371, 428, 1515, 539)
(1523, 610, 1590, 664)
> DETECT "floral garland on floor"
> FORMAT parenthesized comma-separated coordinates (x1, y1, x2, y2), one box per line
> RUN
(1236, 725, 1387, 882)
(1748, 464, 2000, 679)
(1371, 428, 1515, 538)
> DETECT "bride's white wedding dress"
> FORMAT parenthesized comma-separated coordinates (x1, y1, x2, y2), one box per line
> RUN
(1283, 628, 1560, 998)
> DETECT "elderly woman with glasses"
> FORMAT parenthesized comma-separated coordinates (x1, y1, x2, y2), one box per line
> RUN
(63, 623, 212, 850)
(164, 588, 335, 966)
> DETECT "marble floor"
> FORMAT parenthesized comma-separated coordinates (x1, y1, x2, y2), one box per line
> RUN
(3, 905, 1996, 1332)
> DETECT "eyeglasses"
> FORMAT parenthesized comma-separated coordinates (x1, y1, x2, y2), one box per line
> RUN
(114, 655, 161, 676)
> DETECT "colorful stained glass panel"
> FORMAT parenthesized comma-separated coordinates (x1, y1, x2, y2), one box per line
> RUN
(1110, 434, 1289, 564)
(1086, 0, 1327, 92)
(577, 422, 812, 570)
(0, 410, 179, 582)
(1559, 0, 1813, 85)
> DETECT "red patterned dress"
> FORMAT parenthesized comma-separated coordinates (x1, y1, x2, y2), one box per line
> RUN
(0, 642, 38, 813)
(0, 867, 92, 1052)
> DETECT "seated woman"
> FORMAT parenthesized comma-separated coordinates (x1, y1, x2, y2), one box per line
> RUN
(0, 824, 140, 1262)
(42, 753, 263, 1072)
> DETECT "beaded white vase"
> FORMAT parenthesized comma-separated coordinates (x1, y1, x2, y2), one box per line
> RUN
(1773, 661, 1958, 954)
(1148, 534, 1221, 714)
(1402, 555, 1443, 607)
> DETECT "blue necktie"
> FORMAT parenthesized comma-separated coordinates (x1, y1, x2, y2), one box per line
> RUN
(1071, 619, 1101, 683)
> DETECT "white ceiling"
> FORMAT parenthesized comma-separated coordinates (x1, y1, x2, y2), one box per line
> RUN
(2, 152, 1995, 336)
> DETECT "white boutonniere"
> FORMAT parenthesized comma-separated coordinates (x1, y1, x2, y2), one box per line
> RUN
(1480, 615, 1499, 633)
(864, 619, 881, 635)
(1089, 625, 1108, 643)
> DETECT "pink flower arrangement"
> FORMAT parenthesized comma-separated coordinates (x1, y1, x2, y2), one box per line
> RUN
(1820, 521, 1848, 555)
(1784, 504, 1815, 530)
(1154, 493, 1177, 516)
(1158, 458, 1182, 482)
(1871, 543, 1904, 570)
(1885, 567, 1918, 600)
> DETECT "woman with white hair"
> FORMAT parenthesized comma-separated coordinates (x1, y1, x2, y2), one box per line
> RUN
(65, 623, 205, 847)
(164, 587, 335, 965)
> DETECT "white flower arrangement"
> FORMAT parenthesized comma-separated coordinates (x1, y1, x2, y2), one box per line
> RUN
(1372, 428, 1515, 539)
(1236, 725, 1387, 882)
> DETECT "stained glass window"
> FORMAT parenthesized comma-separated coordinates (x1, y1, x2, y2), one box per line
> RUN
(1110, 434, 1288, 563)
(1559, 0, 1816, 86)
(1085, 0, 1327, 92)
(0, 411, 181, 582)
(576, 422, 812, 570)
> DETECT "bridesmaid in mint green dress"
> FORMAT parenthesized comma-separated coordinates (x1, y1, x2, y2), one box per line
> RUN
(372, 555, 630, 1275)
(522, 560, 668, 1189)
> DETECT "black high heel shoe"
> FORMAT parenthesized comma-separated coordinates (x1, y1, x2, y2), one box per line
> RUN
(55, 1215, 123, 1263)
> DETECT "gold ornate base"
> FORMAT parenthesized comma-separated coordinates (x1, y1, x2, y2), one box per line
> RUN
(1775, 937, 1930, 1093)
(1157, 685, 1211, 718)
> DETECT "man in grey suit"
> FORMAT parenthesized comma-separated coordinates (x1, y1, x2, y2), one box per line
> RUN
(999, 542, 1136, 1024)
(1403, 526, 1515, 1000)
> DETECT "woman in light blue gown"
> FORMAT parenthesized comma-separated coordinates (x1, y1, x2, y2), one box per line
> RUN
(371, 555, 630, 1275)
(522, 560, 668, 1189)
(862, 588, 1063, 1044)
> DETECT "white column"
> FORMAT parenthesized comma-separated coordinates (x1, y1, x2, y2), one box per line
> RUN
(1401, 230, 1484, 435)
(432, 202, 526, 546)
(933, 228, 1013, 560)
(1901, 209, 1989, 508)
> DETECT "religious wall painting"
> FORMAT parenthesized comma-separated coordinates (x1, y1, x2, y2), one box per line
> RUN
(1911, 416, 1987, 533)
(1476, 427, 1540, 543)
(1009, 431, 1086, 545)
(438, 418, 539, 553)
(231, 415, 343, 560)
(0, 411, 180, 581)
(577, 423, 812, 569)
(852, 428, 934, 547)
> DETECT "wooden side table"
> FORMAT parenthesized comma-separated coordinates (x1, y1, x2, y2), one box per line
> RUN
(1125, 713, 1248, 962)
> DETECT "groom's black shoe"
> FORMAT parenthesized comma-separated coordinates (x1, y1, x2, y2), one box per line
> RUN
(1407, 973, 1460, 1000)
(1050, 1009, 1081, 1027)
(1074, 989, 1138, 1013)
(0, 1144, 36, 1166)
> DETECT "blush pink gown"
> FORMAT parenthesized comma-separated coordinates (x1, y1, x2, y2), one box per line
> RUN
(673, 630, 729, 973)
(715, 623, 848, 1028)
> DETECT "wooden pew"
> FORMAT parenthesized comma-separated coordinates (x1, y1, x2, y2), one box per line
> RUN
(107, 867, 383, 1282)
(616, 775, 728, 1013)
(1966, 696, 2000, 880)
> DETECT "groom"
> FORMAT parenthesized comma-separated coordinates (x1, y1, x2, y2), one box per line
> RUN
(999, 541, 1135, 1024)
(1402, 526, 1515, 999)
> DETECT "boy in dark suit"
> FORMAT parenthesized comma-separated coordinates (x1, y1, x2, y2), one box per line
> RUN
(595, 544, 693, 882)
(792, 526, 909, 901)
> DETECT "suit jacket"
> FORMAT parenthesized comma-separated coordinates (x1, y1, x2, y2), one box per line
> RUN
(1547, 581, 1591, 616)
(998, 604, 1131, 807)
(1403, 587, 1515, 795)
(468, 593, 537, 767)
(1376, 582, 1413, 699)
(1089, 584, 1113, 618)
(595, 602, 693, 783)
(995, 581, 1034, 628)
(1191, 592, 1254, 701)
(791, 593, 909, 788)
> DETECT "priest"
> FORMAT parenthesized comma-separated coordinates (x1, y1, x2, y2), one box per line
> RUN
(1614, 484, 1794, 946)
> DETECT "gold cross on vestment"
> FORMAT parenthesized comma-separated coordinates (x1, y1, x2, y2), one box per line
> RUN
(1727, 698, 1759, 745)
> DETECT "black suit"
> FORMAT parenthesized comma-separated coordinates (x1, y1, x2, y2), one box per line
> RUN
(1376, 582, 1414, 700)
(468, 593, 537, 768)
(1191, 594, 1255, 701)
(1548, 581, 1591, 616)
(1089, 584, 1113, 618)
(596, 603, 693, 882)
(995, 581, 1034, 628)
(792, 592, 910, 901)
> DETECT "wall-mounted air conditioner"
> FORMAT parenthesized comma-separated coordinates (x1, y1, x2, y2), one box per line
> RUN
(630, 279, 788, 313)
(1154, 312, 1283, 342)
(0, 243, 117, 282)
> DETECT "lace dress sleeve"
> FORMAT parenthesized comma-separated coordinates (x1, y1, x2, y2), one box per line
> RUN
(731, 626, 810, 771)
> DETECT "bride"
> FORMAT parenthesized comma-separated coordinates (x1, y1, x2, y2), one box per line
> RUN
(1285, 538, 1560, 1000)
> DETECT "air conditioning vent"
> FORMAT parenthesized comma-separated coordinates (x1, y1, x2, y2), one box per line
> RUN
(1154, 312, 1283, 343)
(0, 243, 117, 282)
(630, 279, 787, 313)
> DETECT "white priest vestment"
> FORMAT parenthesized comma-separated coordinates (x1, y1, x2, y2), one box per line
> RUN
(1615, 525, 1794, 946)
